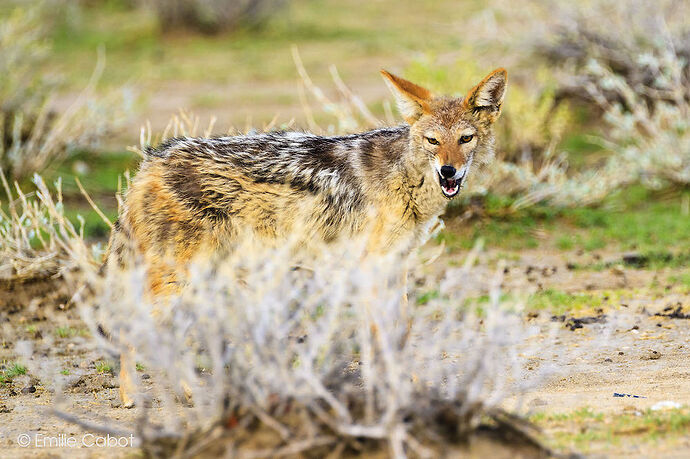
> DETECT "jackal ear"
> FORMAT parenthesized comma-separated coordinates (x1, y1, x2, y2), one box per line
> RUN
(380, 70, 432, 124)
(464, 68, 507, 123)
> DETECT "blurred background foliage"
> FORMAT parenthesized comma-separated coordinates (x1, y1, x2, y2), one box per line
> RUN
(0, 0, 688, 243)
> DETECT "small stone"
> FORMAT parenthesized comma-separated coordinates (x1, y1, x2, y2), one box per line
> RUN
(651, 401, 681, 411)
(141, 373, 151, 380)
(641, 350, 662, 360)
(604, 358, 613, 362)
(529, 398, 548, 407)
(102, 379, 118, 389)
(21, 385, 36, 394)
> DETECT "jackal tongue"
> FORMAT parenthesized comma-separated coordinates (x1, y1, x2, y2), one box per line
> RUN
(443, 178, 456, 190)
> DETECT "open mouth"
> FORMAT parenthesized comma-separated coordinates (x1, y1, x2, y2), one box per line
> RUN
(438, 173, 463, 198)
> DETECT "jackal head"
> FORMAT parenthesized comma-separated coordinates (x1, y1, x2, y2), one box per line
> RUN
(381, 68, 507, 199)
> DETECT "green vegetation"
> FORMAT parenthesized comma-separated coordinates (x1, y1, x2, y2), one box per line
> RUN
(438, 187, 690, 259)
(55, 327, 77, 338)
(527, 289, 602, 315)
(669, 272, 690, 290)
(418, 288, 615, 317)
(55, 327, 90, 339)
(416, 290, 440, 305)
(8, 151, 137, 239)
(459, 289, 614, 316)
(44, 150, 138, 196)
(0, 362, 27, 384)
(532, 407, 690, 453)
(561, 188, 690, 253)
(95, 360, 113, 374)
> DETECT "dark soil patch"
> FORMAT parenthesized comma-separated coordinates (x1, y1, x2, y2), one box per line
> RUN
(0, 277, 71, 314)
(654, 304, 690, 319)
(551, 314, 607, 330)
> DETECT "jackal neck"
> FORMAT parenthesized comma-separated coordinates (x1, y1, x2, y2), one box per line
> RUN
(360, 125, 447, 225)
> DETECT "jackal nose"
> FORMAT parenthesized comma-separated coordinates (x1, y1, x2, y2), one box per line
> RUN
(440, 165, 456, 178)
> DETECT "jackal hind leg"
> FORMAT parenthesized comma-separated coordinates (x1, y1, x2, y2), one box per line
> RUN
(119, 345, 137, 409)
(399, 259, 412, 348)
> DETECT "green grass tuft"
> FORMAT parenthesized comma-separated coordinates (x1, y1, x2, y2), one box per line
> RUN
(95, 360, 113, 374)
(527, 289, 602, 315)
(0, 362, 27, 384)
(416, 290, 440, 305)
(532, 406, 690, 453)
(55, 327, 77, 338)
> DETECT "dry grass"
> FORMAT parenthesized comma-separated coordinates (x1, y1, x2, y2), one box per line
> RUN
(0, 171, 100, 282)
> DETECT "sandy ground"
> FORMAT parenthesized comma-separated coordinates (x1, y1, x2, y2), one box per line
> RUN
(1, 243, 689, 458)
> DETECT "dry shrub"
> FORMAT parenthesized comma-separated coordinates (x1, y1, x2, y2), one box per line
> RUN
(523, 0, 690, 189)
(574, 42, 690, 191)
(0, 2, 132, 181)
(143, 0, 288, 34)
(531, 0, 690, 109)
(68, 233, 551, 457)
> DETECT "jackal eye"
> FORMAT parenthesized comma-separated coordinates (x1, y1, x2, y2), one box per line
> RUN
(425, 137, 439, 145)
(459, 134, 474, 144)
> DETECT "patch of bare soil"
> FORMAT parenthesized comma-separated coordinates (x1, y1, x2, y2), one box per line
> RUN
(1, 243, 689, 457)
(0, 279, 148, 458)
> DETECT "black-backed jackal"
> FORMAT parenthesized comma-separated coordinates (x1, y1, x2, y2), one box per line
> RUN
(106, 68, 507, 407)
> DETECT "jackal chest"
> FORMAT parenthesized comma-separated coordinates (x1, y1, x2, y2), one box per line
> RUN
(367, 177, 446, 252)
